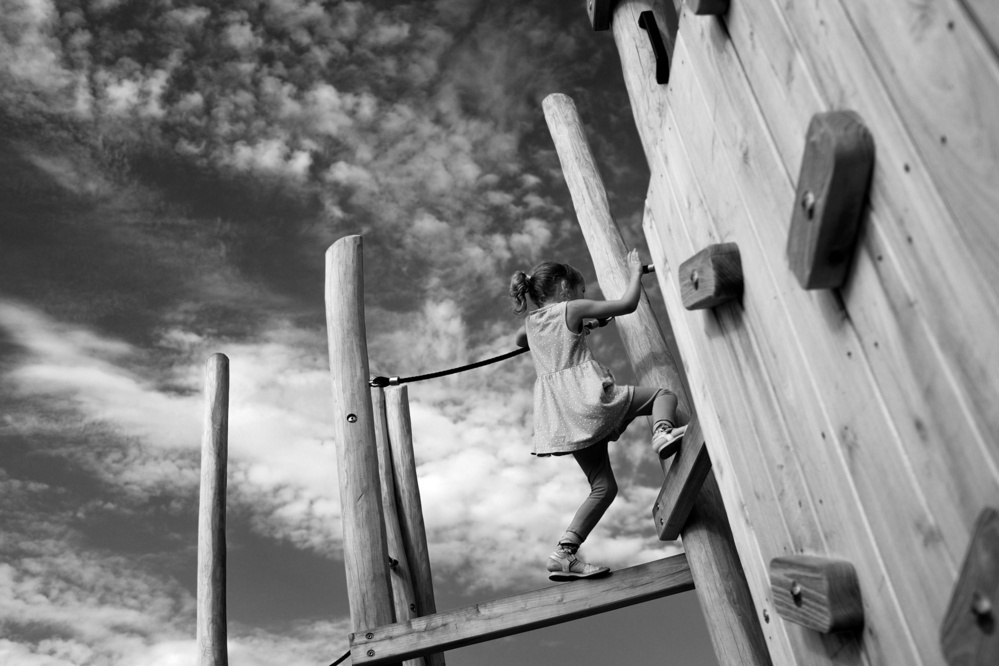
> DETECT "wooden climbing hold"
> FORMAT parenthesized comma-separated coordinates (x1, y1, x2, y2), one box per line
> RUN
(587, 0, 615, 31)
(678, 243, 743, 310)
(941, 507, 999, 665)
(638, 11, 670, 85)
(786, 110, 875, 290)
(769, 555, 864, 633)
(687, 0, 730, 15)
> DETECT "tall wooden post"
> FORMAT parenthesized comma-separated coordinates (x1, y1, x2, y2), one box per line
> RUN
(325, 236, 395, 635)
(371, 387, 425, 666)
(197, 353, 229, 666)
(385, 386, 445, 666)
(543, 93, 771, 666)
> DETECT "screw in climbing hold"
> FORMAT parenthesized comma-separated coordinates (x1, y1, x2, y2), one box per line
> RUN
(347, 414, 357, 423)
(410, 603, 418, 613)
(367, 650, 375, 657)
(790, 581, 803, 607)
(690, 270, 700, 291)
(801, 191, 816, 220)
(365, 632, 374, 640)
(972, 591, 993, 618)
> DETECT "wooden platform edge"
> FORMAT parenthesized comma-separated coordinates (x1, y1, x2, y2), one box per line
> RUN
(348, 553, 694, 665)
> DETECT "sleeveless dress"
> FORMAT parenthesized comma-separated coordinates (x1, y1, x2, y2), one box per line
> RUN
(526, 302, 633, 456)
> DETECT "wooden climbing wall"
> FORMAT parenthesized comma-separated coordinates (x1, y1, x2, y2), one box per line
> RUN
(606, 1, 999, 665)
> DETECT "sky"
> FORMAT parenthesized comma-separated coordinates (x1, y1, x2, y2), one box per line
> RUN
(0, 1, 718, 664)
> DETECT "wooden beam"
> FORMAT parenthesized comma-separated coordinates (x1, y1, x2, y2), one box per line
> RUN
(325, 235, 395, 633)
(197, 353, 229, 666)
(542, 89, 771, 666)
(349, 555, 694, 665)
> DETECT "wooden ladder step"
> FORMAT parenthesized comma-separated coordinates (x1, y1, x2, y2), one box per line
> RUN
(349, 554, 694, 665)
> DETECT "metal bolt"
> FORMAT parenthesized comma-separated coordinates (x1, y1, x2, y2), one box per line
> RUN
(691, 270, 700, 291)
(410, 603, 418, 613)
(790, 581, 803, 607)
(367, 650, 375, 657)
(972, 591, 993, 618)
(365, 632, 373, 639)
(347, 414, 357, 423)
(801, 191, 816, 219)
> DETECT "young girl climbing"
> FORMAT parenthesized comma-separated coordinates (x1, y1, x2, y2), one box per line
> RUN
(510, 249, 686, 582)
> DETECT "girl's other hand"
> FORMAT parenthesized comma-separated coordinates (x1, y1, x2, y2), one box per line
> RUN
(627, 249, 642, 278)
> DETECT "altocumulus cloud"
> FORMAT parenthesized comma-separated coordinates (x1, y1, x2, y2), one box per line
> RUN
(1, 0, 669, 663)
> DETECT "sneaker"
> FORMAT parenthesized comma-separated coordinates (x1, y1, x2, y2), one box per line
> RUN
(652, 423, 687, 459)
(546, 547, 610, 582)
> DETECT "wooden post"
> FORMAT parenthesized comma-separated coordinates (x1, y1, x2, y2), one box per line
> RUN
(542, 92, 771, 666)
(197, 353, 229, 666)
(371, 387, 425, 666)
(385, 386, 445, 666)
(325, 236, 395, 635)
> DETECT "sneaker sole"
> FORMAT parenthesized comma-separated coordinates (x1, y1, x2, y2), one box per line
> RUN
(655, 434, 684, 460)
(548, 567, 611, 582)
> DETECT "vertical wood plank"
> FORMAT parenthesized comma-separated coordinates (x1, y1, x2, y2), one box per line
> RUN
(371, 387, 425, 666)
(386, 386, 445, 666)
(543, 90, 771, 666)
(198, 353, 229, 666)
(325, 235, 395, 634)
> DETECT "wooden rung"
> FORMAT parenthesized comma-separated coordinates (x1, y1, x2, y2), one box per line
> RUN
(349, 554, 694, 665)
(769, 555, 864, 633)
(653, 416, 711, 541)
(586, 0, 615, 31)
(678, 243, 743, 310)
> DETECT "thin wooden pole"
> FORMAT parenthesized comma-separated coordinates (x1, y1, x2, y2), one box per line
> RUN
(325, 235, 395, 635)
(543, 92, 771, 666)
(371, 387, 425, 666)
(385, 386, 445, 666)
(197, 353, 229, 666)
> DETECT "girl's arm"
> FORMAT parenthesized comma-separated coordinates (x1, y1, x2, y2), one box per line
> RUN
(515, 325, 529, 349)
(566, 249, 643, 332)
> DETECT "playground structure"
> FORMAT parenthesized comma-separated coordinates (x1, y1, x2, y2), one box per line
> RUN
(194, 2, 999, 665)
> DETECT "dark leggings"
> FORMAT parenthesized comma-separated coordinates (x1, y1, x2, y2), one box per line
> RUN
(558, 387, 676, 548)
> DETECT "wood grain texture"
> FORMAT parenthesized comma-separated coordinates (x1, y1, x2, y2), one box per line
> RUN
(325, 235, 395, 633)
(385, 386, 445, 666)
(668, 22, 945, 662)
(786, 111, 874, 290)
(755, 0, 999, 510)
(371, 388, 425, 666)
(349, 555, 694, 665)
(678, 242, 743, 309)
(197, 353, 229, 666)
(622, 3, 901, 664)
(544, 86, 771, 666)
(770, 556, 864, 633)
(587, 0, 615, 31)
(941, 507, 999, 666)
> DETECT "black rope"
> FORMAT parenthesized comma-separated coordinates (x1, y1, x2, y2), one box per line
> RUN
(368, 317, 616, 388)
(370, 346, 529, 387)
(328, 649, 351, 666)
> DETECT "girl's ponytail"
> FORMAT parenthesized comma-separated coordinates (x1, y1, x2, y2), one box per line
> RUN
(510, 270, 532, 315)
(509, 261, 584, 315)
